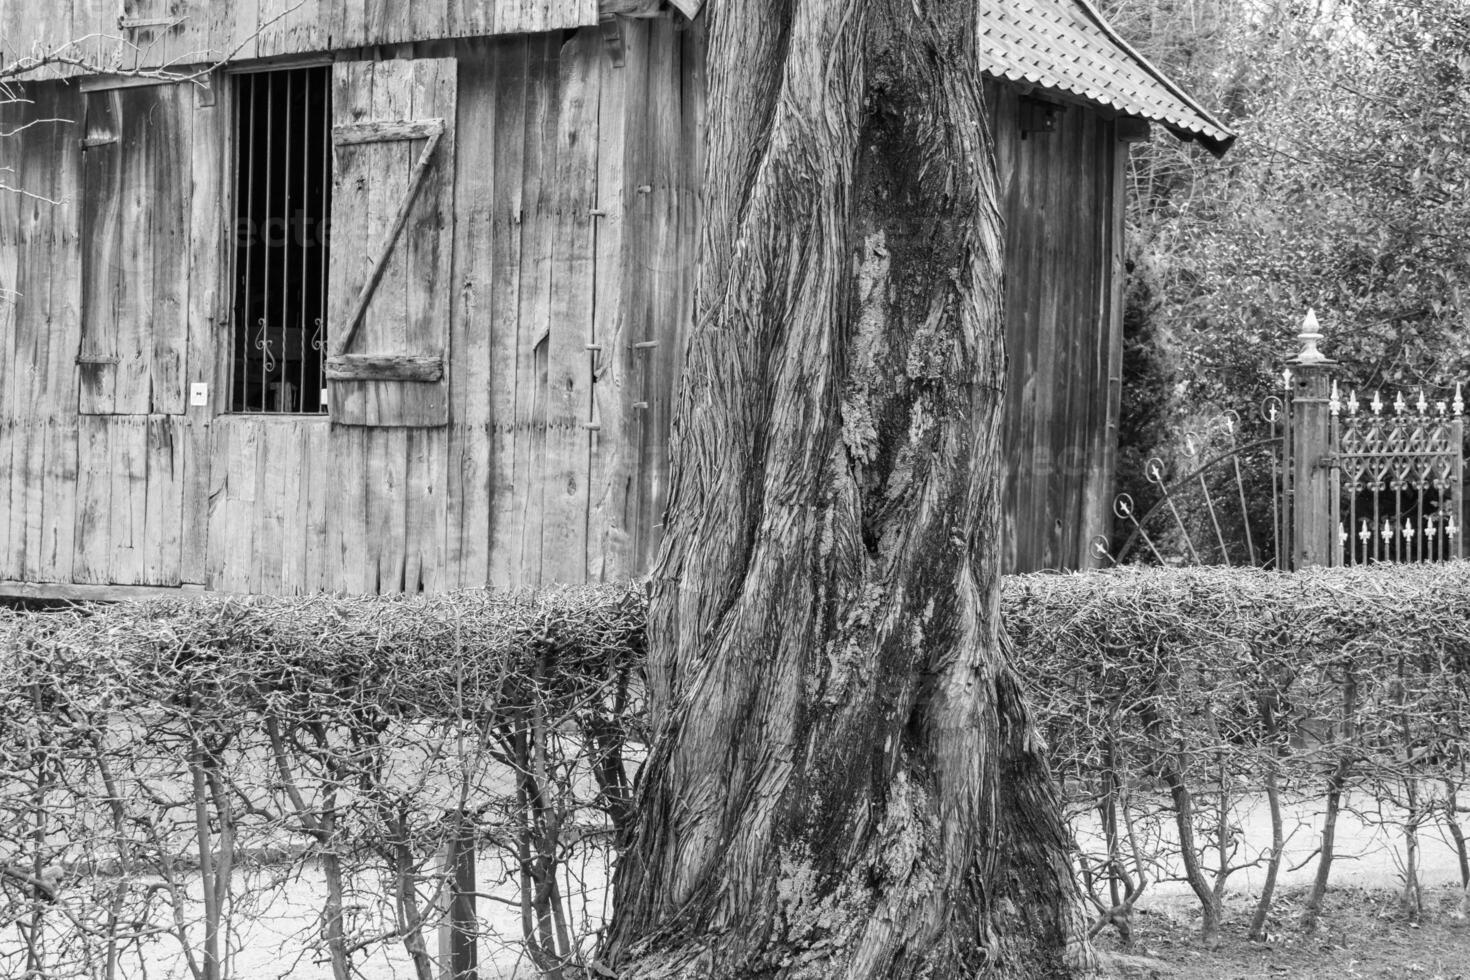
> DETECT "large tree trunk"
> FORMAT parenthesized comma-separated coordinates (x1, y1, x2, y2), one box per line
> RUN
(606, 0, 1092, 975)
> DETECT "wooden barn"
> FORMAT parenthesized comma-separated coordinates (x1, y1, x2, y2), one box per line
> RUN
(0, 0, 1232, 600)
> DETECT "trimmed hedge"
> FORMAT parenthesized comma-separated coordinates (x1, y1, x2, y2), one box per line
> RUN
(1006, 563, 1470, 938)
(1006, 563, 1470, 787)
(0, 586, 646, 980)
(2, 564, 1468, 972)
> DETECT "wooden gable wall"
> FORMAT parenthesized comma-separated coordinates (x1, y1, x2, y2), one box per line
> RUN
(0, 19, 701, 596)
(990, 82, 1126, 573)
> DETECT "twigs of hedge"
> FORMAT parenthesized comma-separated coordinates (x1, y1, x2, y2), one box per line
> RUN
(1005, 563, 1470, 941)
(0, 586, 645, 980)
(3, 565, 1469, 973)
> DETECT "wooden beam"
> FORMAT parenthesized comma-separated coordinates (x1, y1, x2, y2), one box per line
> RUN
(333, 118, 446, 145)
(324, 353, 445, 382)
(0, 580, 215, 603)
(78, 72, 205, 94)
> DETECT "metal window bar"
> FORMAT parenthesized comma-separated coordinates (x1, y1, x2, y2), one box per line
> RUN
(230, 66, 331, 414)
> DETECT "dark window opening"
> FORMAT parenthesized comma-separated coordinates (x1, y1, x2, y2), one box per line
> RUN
(230, 67, 332, 414)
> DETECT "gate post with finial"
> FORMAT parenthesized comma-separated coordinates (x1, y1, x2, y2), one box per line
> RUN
(1286, 309, 1338, 569)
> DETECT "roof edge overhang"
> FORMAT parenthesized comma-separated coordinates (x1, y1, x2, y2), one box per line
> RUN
(1069, 0, 1236, 156)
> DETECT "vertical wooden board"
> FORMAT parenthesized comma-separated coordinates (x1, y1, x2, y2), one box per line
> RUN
(611, 22, 652, 574)
(446, 0, 497, 37)
(635, 19, 685, 574)
(21, 420, 50, 582)
(485, 37, 529, 589)
(445, 40, 498, 587)
(302, 422, 330, 591)
(1078, 114, 1114, 568)
(58, 0, 107, 68)
(399, 56, 456, 425)
(998, 86, 1039, 573)
(586, 25, 631, 583)
(1024, 111, 1055, 571)
(1036, 108, 1068, 570)
(328, 424, 371, 592)
(4, 0, 75, 65)
(111, 87, 161, 415)
(409, 0, 450, 44)
(254, 0, 316, 59)
(118, 0, 196, 70)
(205, 418, 230, 588)
(1044, 108, 1079, 569)
(212, 0, 258, 63)
(365, 428, 409, 592)
(1061, 110, 1094, 567)
(3, 420, 29, 580)
(360, 60, 412, 427)
(326, 60, 374, 425)
(403, 427, 446, 592)
(324, 0, 367, 51)
(276, 422, 308, 593)
(253, 422, 287, 593)
(222, 419, 260, 592)
(180, 414, 210, 583)
(510, 34, 560, 585)
(540, 30, 599, 585)
(40, 421, 78, 582)
(183, 90, 224, 582)
(78, 89, 124, 416)
(1065, 110, 1100, 569)
(142, 415, 184, 585)
(11, 85, 71, 421)
(44, 85, 84, 425)
(108, 417, 148, 584)
(150, 84, 192, 415)
(0, 420, 13, 580)
(0, 421, 15, 580)
(364, 0, 410, 44)
(1097, 135, 1129, 568)
(73, 414, 111, 583)
(8, 94, 56, 422)
(185, 79, 222, 403)
(0, 96, 21, 426)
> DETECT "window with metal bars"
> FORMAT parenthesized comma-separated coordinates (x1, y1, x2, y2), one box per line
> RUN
(229, 66, 332, 414)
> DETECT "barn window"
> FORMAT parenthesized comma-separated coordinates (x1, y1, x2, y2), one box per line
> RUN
(228, 66, 332, 414)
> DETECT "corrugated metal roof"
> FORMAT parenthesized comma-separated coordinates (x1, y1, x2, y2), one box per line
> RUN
(980, 0, 1236, 155)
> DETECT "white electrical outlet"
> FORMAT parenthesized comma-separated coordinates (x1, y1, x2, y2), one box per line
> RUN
(190, 383, 208, 407)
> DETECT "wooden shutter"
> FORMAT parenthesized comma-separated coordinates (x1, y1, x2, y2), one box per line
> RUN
(325, 58, 456, 427)
(78, 84, 192, 416)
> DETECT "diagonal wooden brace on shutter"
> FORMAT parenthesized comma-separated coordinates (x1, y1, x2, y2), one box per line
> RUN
(330, 117, 446, 363)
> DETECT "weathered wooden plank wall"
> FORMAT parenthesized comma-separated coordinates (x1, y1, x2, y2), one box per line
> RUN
(0, 84, 85, 586)
(2, 23, 699, 596)
(990, 83, 1124, 573)
(2, 24, 1114, 597)
(0, 0, 600, 73)
(452, 20, 699, 589)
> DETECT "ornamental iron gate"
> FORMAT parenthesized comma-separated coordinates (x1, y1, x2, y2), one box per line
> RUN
(1328, 382, 1463, 565)
(1097, 311, 1465, 571)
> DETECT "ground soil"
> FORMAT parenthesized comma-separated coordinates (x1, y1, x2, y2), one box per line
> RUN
(1095, 885, 1470, 979)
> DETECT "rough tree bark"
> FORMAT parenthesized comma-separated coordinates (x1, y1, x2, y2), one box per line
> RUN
(604, 0, 1092, 976)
